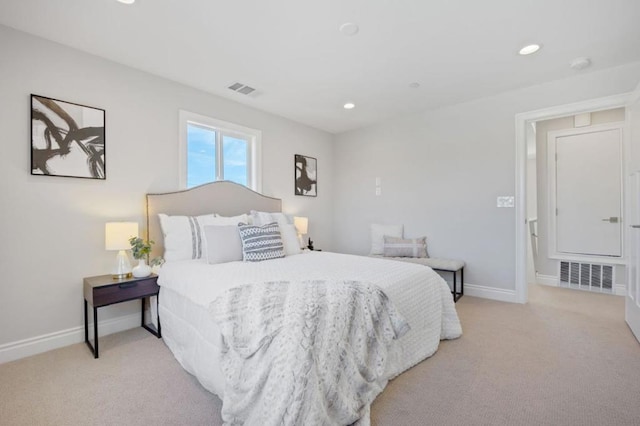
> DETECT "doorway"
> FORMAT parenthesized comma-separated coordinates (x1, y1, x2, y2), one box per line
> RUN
(515, 93, 632, 304)
(526, 112, 625, 297)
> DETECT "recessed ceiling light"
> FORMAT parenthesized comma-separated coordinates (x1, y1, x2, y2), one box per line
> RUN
(519, 44, 541, 55)
(117, 0, 136, 4)
(343, 102, 355, 110)
(339, 23, 359, 36)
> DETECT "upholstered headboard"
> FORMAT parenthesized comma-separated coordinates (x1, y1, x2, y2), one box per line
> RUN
(146, 181, 282, 260)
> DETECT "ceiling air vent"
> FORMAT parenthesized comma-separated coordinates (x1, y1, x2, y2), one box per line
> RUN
(228, 82, 257, 96)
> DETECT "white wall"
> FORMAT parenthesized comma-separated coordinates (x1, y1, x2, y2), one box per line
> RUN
(332, 62, 640, 296)
(0, 25, 333, 358)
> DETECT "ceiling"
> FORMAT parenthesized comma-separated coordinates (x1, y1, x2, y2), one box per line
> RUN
(1, 0, 639, 134)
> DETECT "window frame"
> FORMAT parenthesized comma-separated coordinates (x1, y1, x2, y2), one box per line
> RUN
(179, 110, 262, 192)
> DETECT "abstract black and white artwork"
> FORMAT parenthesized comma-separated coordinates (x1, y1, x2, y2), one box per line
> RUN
(31, 94, 106, 179)
(295, 154, 317, 197)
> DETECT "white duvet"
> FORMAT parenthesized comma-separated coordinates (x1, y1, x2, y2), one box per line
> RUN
(158, 251, 462, 401)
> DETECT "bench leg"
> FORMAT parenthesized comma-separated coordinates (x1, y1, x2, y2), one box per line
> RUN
(452, 272, 457, 302)
(452, 268, 464, 302)
(433, 267, 464, 303)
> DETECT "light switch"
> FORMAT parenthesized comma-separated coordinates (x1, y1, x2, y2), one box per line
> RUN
(375, 177, 381, 186)
(375, 187, 381, 196)
(497, 196, 514, 208)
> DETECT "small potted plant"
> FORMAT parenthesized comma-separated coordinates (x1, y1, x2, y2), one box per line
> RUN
(129, 237, 154, 278)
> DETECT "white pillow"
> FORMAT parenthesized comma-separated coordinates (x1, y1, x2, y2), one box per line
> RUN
(280, 223, 302, 256)
(370, 223, 403, 255)
(250, 210, 293, 227)
(159, 213, 219, 262)
(203, 225, 243, 264)
(214, 214, 250, 225)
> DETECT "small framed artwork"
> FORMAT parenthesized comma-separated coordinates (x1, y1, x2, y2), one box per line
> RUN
(31, 94, 106, 179)
(295, 154, 317, 197)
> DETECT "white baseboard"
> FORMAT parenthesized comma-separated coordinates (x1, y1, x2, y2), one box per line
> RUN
(0, 313, 140, 365)
(536, 273, 559, 287)
(463, 283, 517, 303)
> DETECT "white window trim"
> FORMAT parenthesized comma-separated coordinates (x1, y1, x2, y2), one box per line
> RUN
(178, 110, 262, 192)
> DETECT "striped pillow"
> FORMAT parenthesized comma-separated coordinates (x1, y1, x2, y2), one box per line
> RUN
(158, 213, 219, 262)
(383, 236, 428, 258)
(238, 222, 286, 262)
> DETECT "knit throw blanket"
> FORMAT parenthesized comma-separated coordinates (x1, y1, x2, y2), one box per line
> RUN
(209, 280, 410, 426)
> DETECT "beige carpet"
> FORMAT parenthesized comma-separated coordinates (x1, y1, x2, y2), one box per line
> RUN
(1, 284, 639, 425)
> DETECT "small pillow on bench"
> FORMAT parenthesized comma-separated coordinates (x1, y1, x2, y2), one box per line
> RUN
(383, 236, 428, 258)
(370, 223, 403, 255)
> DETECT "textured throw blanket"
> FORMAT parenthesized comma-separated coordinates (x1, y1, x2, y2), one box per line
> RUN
(209, 280, 410, 426)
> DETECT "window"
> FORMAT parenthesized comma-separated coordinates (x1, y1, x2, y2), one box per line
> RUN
(179, 110, 262, 191)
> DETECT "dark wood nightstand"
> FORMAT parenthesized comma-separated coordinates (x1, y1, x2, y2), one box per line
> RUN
(83, 274, 161, 358)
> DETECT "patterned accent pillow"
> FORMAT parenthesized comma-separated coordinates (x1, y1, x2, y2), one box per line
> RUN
(382, 236, 428, 258)
(237, 222, 286, 262)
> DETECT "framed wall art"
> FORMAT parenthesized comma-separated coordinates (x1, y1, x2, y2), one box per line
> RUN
(31, 94, 106, 179)
(295, 154, 317, 197)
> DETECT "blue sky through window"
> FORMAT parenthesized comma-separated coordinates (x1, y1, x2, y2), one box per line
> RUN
(187, 124, 249, 188)
(187, 124, 216, 188)
(223, 135, 248, 186)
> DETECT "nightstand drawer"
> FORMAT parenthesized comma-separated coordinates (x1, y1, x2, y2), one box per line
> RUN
(90, 277, 159, 307)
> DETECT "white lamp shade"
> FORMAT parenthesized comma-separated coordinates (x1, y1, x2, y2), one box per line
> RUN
(105, 222, 139, 251)
(294, 217, 308, 235)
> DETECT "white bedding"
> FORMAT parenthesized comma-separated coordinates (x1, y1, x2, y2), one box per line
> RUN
(158, 251, 462, 399)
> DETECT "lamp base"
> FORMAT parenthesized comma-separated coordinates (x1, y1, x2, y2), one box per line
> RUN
(111, 250, 132, 280)
(112, 272, 132, 280)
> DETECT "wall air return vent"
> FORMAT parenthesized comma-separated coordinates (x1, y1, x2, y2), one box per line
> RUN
(228, 82, 257, 96)
(559, 261, 614, 294)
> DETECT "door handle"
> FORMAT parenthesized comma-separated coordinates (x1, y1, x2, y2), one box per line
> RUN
(631, 225, 640, 229)
(602, 217, 619, 223)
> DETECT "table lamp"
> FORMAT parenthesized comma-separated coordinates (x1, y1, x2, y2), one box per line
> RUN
(293, 216, 308, 249)
(105, 222, 138, 279)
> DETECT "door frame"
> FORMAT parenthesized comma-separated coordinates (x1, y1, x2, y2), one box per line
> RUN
(514, 93, 633, 304)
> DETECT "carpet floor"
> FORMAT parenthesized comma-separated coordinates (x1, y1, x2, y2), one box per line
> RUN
(1, 284, 639, 425)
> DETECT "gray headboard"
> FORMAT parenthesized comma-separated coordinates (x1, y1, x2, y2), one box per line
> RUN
(146, 181, 282, 260)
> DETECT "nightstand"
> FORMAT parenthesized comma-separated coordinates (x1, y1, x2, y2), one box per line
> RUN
(83, 274, 161, 358)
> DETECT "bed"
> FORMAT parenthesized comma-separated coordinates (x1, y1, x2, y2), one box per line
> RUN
(147, 181, 462, 425)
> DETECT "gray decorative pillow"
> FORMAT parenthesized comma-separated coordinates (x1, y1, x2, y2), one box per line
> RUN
(383, 236, 428, 258)
(237, 222, 286, 262)
(203, 225, 243, 264)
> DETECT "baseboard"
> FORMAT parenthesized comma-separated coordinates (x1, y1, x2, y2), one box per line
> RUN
(0, 313, 140, 365)
(536, 273, 559, 287)
(464, 283, 517, 303)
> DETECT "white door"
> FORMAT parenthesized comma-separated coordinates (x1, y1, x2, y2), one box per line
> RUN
(627, 94, 640, 343)
(553, 126, 623, 257)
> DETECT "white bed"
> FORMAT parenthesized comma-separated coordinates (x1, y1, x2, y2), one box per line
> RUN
(147, 181, 462, 420)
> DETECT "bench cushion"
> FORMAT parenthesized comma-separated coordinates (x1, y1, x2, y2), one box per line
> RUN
(370, 255, 464, 271)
